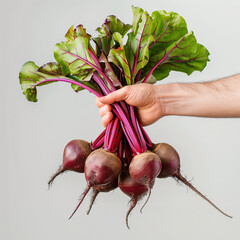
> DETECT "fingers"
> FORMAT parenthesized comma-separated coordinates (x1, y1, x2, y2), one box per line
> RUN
(95, 97, 113, 127)
(99, 86, 129, 104)
(99, 104, 112, 117)
(95, 97, 104, 108)
(102, 112, 113, 128)
(95, 86, 129, 127)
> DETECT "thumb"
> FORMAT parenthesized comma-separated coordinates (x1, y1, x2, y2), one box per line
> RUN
(99, 86, 129, 104)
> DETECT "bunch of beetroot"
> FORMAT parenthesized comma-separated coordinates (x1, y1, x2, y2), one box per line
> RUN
(48, 140, 231, 228)
(19, 6, 232, 228)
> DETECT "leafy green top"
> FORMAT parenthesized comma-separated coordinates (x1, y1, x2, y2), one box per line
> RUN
(19, 6, 209, 102)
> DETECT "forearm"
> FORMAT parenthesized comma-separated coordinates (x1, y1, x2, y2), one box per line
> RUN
(157, 74, 240, 118)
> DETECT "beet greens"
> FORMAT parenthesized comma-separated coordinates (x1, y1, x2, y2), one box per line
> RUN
(19, 6, 231, 228)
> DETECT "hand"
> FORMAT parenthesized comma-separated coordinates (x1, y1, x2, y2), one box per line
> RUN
(96, 74, 240, 128)
(95, 83, 164, 127)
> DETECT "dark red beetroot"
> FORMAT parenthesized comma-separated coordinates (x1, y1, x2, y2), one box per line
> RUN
(153, 143, 232, 218)
(48, 139, 91, 186)
(69, 149, 122, 219)
(118, 168, 151, 229)
(129, 152, 162, 213)
(129, 152, 162, 186)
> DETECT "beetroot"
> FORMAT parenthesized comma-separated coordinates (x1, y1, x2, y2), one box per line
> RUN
(153, 143, 179, 178)
(118, 168, 151, 229)
(129, 152, 162, 187)
(129, 152, 161, 213)
(69, 149, 122, 219)
(153, 143, 232, 218)
(48, 140, 91, 186)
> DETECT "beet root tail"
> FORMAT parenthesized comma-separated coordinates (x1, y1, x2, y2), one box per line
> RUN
(48, 165, 65, 188)
(126, 197, 137, 229)
(175, 174, 232, 218)
(140, 187, 151, 214)
(68, 184, 91, 219)
(87, 189, 99, 215)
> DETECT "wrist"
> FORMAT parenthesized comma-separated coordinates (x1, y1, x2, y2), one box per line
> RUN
(155, 83, 188, 117)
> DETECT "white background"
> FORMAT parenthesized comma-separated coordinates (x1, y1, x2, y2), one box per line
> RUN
(1, 0, 240, 239)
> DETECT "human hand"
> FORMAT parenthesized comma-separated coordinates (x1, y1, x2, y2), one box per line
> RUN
(95, 83, 164, 127)
(96, 74, 240, 127)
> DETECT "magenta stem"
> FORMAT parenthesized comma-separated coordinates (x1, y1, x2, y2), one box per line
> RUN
(129, 106, 141, 147)
(88, 49, 103, 70)
(104, 119, 114, 150)
(93, 137, 104, 149)
(91, 129, 106, 150)
(130, 105, 147, 152)
(136, 119, 147, 152)
(111, 120, 122, 152)
(140, 125, 154, 148)
(135, 69, 142, 83)
(108, 117, 119, 150)
(118, 138, 123, 160)
(123, 136, 133, 164)
(92, 73, 142, 154)
(132, 18, 148, 77)
(92, 73, 129, 120)
(34, 78, 102, 97)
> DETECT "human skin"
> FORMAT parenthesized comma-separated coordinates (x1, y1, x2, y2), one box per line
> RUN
(95, 74, 240, 127)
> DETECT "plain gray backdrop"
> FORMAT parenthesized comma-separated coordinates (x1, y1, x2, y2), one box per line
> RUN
(1, 0, 240, 239)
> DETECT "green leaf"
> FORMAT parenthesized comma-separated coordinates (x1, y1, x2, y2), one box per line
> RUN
(54, 36, 97, 78)
(139, 9, 209, 83)
(19, 61, 67, 102)
(131, 5, 144, 34)
(142, 32, 210, 82)
(19, 61, 100, 101)
(65, 25, 91, 42)
(96, 15, 132, 37)
(108, 32, 132, 85)
(93, 36, 115, 57)
(55, 33, 100, 90)
(65, 25, 75, 41)
(38, 62, 62, 75)
(93, 15, 132, 56)
(74, 25, 91, 39)
(149, 10, 188, 54)
(125, 6, 154, 80)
